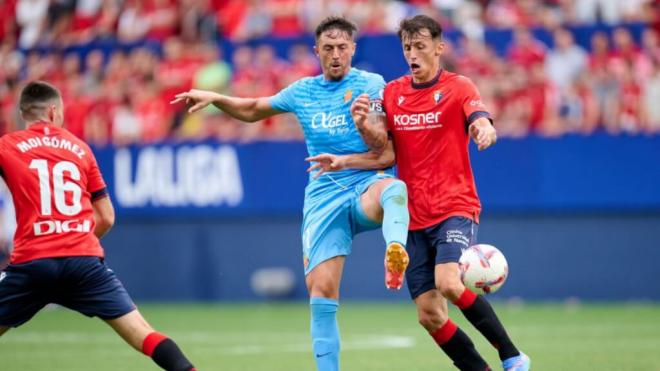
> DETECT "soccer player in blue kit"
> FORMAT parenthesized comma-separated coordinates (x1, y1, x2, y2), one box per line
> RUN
(172, 16, 410, 371)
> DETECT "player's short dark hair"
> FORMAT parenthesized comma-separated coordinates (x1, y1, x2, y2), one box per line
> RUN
(315, 16, 358, 41)
(19, 81, 62, 120)
(397, 15, 443, 41)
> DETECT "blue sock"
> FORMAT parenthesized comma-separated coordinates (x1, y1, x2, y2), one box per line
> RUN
(380, 180, 410, 247)
(310, 297, 340, 371)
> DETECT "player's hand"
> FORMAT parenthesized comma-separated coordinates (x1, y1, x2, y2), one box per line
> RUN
(170, 89, 219, 113)
(305, 154, 347, 179)
(469, 118, 497, 151)
(350, 93, 370, 128)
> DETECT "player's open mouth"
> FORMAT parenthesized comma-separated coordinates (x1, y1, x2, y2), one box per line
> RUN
(330, 63, 341, 71)
(410, 63, 420, 73)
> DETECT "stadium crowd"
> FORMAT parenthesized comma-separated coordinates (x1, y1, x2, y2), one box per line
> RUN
(0, 0, 659, 144)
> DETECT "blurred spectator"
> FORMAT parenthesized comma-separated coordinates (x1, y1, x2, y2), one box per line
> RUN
(179, 0, 218, 42)
(268, 0, 304, 37)
(112, 93, 142, 145)
(145, 0, 179, 41)
(545, 28, 587, 89)
(156, 38, 202, 115)
(16, 0, 49, 49)
(117, 0, 150, 42)
(643, 58, 660, 132)
(507, 27, 547, 69)
(611, 64, 643, 134)
(574, 0, 621, 25)
(0, 0, 18, 42)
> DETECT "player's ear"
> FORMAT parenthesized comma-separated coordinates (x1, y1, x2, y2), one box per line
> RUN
(313, 44, 320, 58)
(436, 40, 445, 56)
(47, 104, 56, 122)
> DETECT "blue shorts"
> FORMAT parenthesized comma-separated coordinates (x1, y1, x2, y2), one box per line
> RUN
(302, 173, 393, 275)
(405, 216, 478, 300)
(0, 257, 136, 327)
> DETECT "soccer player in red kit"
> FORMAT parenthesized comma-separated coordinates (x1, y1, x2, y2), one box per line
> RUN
(324, 15, 530, 371)
(0, 81, 196, 371)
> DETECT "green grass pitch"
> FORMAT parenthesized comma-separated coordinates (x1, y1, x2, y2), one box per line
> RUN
(1, 302, 659, 370)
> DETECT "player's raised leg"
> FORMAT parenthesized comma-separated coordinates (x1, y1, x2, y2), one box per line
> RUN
(435, 262, 529, 370)
(305, 256, 345, 371)
(415, 290, 490, 370)
(105, 309, 196, 371)
(359, 178, 410, 289)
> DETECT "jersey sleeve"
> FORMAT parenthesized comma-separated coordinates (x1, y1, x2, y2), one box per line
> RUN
(0, 138, 5, 178)
(365, 73, 386, 114)
(86, 149, 108, 200)
(459, 77, 491, 125)
(269, 79, 302, 113)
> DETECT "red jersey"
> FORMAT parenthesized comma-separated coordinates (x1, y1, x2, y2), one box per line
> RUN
(0, 122, 107, 264)
(383, 71, 488, 230)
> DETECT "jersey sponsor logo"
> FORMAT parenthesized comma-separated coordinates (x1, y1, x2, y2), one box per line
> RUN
(392, 112, 443, 130)
(446, 229, 470, 247)
(16, 136, 86, 159)
(469, 99, 486, 107)
(311, 112, 350, 135)
(33, 219, 92, 236)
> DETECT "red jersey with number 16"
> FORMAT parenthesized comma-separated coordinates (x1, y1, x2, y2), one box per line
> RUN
(0, 122, 107, 264)
(383, 70, 491, 230)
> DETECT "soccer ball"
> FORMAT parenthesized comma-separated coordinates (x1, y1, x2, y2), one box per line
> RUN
(459, 244, 508, 295)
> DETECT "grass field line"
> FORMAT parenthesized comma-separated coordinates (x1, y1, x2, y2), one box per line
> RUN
(4, 331, 416, 354)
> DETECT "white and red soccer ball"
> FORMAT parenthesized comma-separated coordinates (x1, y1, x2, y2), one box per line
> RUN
(459, 244, 508, 295)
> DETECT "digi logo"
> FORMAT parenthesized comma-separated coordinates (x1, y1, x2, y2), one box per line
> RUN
(33, 219, 91, 236)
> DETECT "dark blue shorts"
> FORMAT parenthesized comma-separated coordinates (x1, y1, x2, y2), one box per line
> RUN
(405, 216, 478, 300)
(0, 257, 136, 327)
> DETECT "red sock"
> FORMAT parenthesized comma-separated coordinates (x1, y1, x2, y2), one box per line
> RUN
(142, 332, 168, 356)
(453, 287, 478, 310)
(141, 331, 195, 370)
(430, 319, 458, 346)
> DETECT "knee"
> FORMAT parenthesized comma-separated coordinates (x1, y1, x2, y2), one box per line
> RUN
(417, 306, 448, 332)
(380, 179, 408, 205)
(308, 280, 339, 299)
(436, 279, 465, 302)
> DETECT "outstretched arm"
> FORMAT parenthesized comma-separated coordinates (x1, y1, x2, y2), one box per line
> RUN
(351, 93, 388, 155)
(469, 117, 497, 151)
(171, 89, 281, 123)
(305, 140, 395, 178)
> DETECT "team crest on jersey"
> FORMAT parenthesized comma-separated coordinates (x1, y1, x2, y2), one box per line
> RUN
(398, 96, 405, 105)
(432, 90, 443, 104)
(344, 89, 353, 102)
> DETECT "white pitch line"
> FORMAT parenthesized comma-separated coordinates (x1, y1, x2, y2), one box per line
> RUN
(4, 331, 416, 355)
(223, 336, 416, 355)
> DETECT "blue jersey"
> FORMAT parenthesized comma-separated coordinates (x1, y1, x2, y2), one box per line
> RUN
(269, 68, 392, 199)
